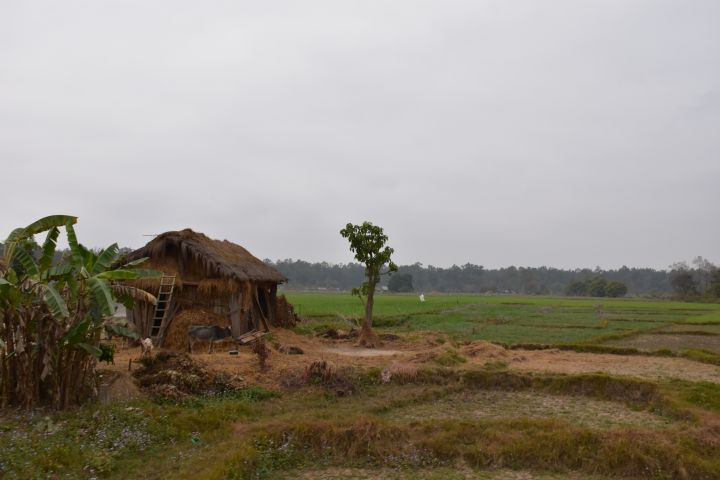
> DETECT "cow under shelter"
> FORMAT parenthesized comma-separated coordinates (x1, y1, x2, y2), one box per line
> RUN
(123, 229, 291, 349)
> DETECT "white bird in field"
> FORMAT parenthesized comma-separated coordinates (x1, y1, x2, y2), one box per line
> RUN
(419, 293, 425, 303)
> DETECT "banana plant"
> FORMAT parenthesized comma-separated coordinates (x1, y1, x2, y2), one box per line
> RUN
(0, 215, 160, 409)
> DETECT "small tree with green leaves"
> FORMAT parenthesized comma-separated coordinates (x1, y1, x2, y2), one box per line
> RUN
(340, 221, 397, 347)
(0, 215, 158, 409)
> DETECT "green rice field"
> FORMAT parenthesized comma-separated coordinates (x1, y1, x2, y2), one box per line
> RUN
(284, 292, 720, 346)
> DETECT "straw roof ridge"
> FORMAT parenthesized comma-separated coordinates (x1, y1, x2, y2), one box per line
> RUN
(124, 229, 286, 283)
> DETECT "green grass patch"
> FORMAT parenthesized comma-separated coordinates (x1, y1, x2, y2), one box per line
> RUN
(661, 380, 720, 412)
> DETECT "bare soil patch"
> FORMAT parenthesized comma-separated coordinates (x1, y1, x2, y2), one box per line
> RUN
(321, 347, 404, 357)
(108, 329, 720, 390)
(112, 329, 406, 389)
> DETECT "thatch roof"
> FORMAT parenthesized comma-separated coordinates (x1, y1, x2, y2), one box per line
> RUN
(124, 229, 286, 284)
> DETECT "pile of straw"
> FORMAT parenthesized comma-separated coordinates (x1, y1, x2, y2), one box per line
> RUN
(273, 295, 299, 327)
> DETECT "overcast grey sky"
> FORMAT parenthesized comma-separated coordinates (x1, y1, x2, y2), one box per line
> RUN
(2, 1, 718, 269)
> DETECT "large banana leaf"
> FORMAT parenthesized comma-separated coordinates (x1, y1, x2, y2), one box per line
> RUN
(4, 227, 26, 245)
(79, 245, 93, 270)
(22, 215, 77, 237)
(38, 227, 60, 272)
(42, 264, 74, 281)
(3, 215, 77, 265)
(42, 284, 70, 319)
(76, 342, 103, 357)
(2, 228, 25, 264)
(14, 248, 39, 276)
(88, 277, 114, 317)
(90, 243, 120, 275)
(65, 221, 85, 268)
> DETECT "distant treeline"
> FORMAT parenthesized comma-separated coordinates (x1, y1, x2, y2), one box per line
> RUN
(2, 241, 714, 298)
(265, 259, 674, 296)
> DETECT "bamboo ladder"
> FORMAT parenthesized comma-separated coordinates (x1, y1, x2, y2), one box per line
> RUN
(150, 275, 176, 339)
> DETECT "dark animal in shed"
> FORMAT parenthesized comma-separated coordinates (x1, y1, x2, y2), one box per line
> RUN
(188, 325, 234, 353)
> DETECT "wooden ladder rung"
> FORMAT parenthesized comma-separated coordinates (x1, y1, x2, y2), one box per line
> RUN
(150, 274, 176, 341)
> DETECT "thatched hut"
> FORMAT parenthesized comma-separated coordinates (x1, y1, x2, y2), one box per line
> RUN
(123, 229, 287, 347)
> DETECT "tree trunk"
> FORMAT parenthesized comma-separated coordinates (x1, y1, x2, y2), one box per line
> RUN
(357, 275, 382, 348)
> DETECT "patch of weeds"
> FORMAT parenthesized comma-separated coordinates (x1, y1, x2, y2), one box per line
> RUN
(682, 349, 720, 366)
(301, 361, 358, 397)
(292, 321, 344, 337)
(482, 361, 508, 371)
(654, 348, 675, 356)
(434, 349, 467, 367)
(236, 386, 279, 402)
(250, 434, 309, 478)
(353, 366, 384, 387)
(664, 380, 720, 412)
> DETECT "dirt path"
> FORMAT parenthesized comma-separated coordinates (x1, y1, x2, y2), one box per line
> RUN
(321, 347, 403, 357)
